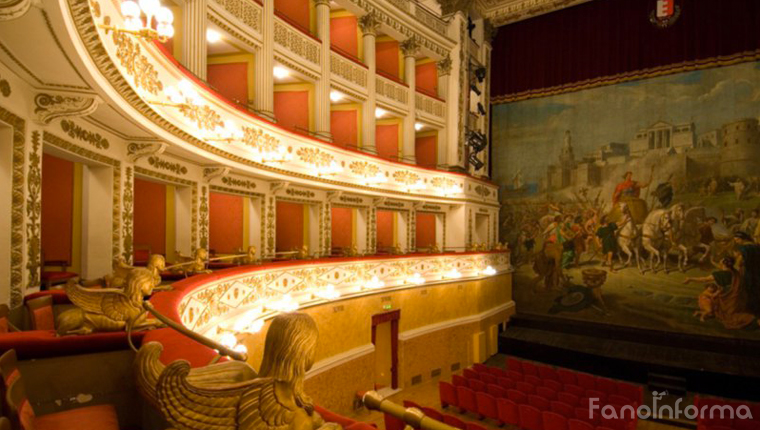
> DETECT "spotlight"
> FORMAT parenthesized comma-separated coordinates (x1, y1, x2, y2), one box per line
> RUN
(273, 66, 290, 79)
(414, 122, 424, 131)
(470, 83, 481, 96)
(206, 29, 221, 43)
(475, 67, 487, 83)
(330, 90, 344, 103)
(375, 107, 387, 118)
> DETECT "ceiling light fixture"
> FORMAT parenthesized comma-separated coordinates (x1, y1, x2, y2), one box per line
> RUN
(375, 107, 387, 118)
(415, 122, 424, 131)
(206, 28, 221, 43)
(102, 0, 174, 42)
(273, 66, 290, 79)
(330, 90, 344, 103)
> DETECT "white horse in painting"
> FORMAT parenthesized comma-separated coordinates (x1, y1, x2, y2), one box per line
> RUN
(641, 204, 685, 273)
(616, 208, 643, 273)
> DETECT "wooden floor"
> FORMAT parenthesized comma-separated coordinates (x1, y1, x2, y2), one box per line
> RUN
(343, 354, 687, 430)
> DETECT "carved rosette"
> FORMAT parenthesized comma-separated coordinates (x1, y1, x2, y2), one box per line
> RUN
(34, 93, 100, 125)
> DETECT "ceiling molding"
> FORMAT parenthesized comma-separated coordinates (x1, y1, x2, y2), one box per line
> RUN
(476, 0, 593, 27)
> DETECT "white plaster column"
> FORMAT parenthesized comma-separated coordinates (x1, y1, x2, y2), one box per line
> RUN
(359, 12, 380, 151)
(436, 55, 452, 167)
(401, 37, 420, 164)
(314, 0, 332, 140)
(446, 11, 467, 172)
(0, 124, 14, 304)
(181, 0, 208, 81)
(254, 0, 275, 117)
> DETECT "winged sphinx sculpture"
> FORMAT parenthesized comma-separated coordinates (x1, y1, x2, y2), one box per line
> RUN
(135, 312, 341, 430)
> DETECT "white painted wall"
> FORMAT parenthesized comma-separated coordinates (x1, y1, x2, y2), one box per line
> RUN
(0, 125, 12, 305)
(81, 164, 113, 279)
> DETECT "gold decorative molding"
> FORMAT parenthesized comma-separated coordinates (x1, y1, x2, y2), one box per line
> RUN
(220, 175, 256, 190)
(59, 119, 109, 149)
(26, 131, 41, 289)
(0, 106, 25, 307)
(33, 92, 100, 125)
(392, 170, 421, 186)
(199, 186, 209, 249)
(127, 142, 166, 162)
(0, 74, 10, 97)
(0, 0, 31, 21)
(122, 167, 134, 263)
(147, 155, 188, 175)
(111, 30, 163, 94)
(202, 166, 230, 182)
(296, 147, 334, 168)
(436, 54, 452, 76)
(477, 0, 591, 27)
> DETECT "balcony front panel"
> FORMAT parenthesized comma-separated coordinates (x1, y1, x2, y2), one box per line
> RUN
(273, 15, 321, 71)
(415, 91, 446, 125)
(330, 50, 368, 96)
(376, 74, 409, 113)
(209, 0, 263, 37)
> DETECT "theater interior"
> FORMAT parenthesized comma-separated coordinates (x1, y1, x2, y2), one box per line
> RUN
(0, 0, 759, 429)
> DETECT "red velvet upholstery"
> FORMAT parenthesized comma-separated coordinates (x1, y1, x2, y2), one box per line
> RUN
(600, 416, 631, 430)
(463, 369, 479, 380)
(0, 318, 8, 334)
(537, 386, 557, 401)
(615, 382, 642, 405)
(558, 369, 577, 386)
(507, 357, 523, 373)
(468, 379, 486, 393)
(519, 404, 544, 430)
(315, 405, 360, 428)
(24, 291, 70, 305)
(525, 375, 542, 387)
(507, 389, 526, 405)
(568, 419, 594, 430)
(498, 376, 515, 390)
(421, 407, 443, 422)
(486, 383, 506, 399)
(497, 398, 520, 426)
(736, 421, 760, 430)
(439, 381, 458, 409)
(550, 401, 575, 418)
(403, 400, 423, 410)
(35, 404, 120, 430)
(452, 375, 467, 387)
(506, 370, 523, 382)
(522, 362, 538, 377)
(576, 374, 597, 391)
(564, 385, 585, 397)
(443, 414, 466, 430)
(473, 363, 488, 373)
(487, 368, 506, 378)
(558, 393, 580, 407)
(516, 381, 536, 395)
(595, 378, 617, 395)
(466, 422, 488, 430)
(383, 413, 406, 430)
(542, 411, 569, 430)
(528, 394, 550, 412)
(608, 395, 635, 407)
(30, 306, 55, 331)
(574, 408, 598, 425)
(544, 379, 563, 392)
(537, 365, 560, 382)
(456, 386, 478, 415)
(476, 392, 499, 422)
(0, 330, 146, 360)
(585, 390, 607, 404)
(480, 373, 497, 385)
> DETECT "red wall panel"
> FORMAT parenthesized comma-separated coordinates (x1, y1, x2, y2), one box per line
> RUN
(207, 62, 249, 104)
(209, 192, 244, 254)
(330, 16, 359, 58)
(415, 62, 438, 96)
(274, 91, 310, 132)
(331, 207, 353, 249)
(41, 153, 74, 263)
(275, 0, 311, 32)
(376, 40, 400, 79)
(276, 201, 304, 252)
(376, 123, 399, 160)
(416, 212, 436, 250)
(330, 110, 358, 149)
(376, 210, 394, 250)
(134, 178, 167, 256)
(415, 135, 437, 168)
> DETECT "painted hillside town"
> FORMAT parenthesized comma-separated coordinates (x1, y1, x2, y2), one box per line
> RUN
(492, 61, 760, 340)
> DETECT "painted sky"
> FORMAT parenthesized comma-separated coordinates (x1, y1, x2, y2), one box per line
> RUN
(491, 61, 760, 188)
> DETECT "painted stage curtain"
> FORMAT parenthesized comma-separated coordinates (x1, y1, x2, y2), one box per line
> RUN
(490, 0, 760, 103)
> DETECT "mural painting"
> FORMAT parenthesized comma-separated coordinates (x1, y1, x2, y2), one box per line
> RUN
(492, 61, 760, 340)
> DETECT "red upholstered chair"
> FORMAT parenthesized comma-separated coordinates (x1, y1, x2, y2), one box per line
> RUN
(558, 369, 578, 386)
(550, 401, 575, 418)
(600, 416, 631, 430)
(558, 392, 580, 407)
(5, 373, 119, 430)
(516, 381, 536, 395)
(507, 370, 524, 382)
(696, 397, 734, 430)
(453, 375, 468, 387)
(466, 422, 488, 430)
(25, 296, 55, 331)
(498, 398, 520, 427)
(443, 414, 467, 430)
(595, 378, 617, 395)
(476, 392, 500, 422)
(480, 373, 497, 385)
(403, 400, 423, 410)
(528, 394, 550, 411)
(488, 367, 506, 378)
(0, 305, 19, 334)
(40, 251, 78, 290)
(615, 382, 643, 405)
(525, 375, 542, 387)
(585, 390, 607, 404)
(439, 381, 458, 409)
(487, 383, 506, 399)
(0, 417, 10, 430)
(507, 389, 527, 405)
(498, 376, 515, 390)
(468, 379, 486, 393)
(538, 365, 560, 382)
(522, 361, 539, 377)
(543, 411, 569, 430)
(519, 404, 544, 430)
(464, 369, 479, 380)
(421, 407, 444, 422)
(537, 386, 558, 401)
(576, 374, 597, 391)
(735, 420, 760, 430)
(544, 379, 563, 392)
(473, 363, 489, 374)
(565, 385, 586, 397)
(568, 419, 594, 430)
(456, 386, 478, 415)
(384, 412, 406, 430)
(608, 394, 636, 407)
(507, 357, 523, 373)
(574, 408, 599, 425)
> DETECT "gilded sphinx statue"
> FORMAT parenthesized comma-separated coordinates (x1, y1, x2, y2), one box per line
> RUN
(104, 254, 165, 289)
(135, 312, 341, 430)
(172, 248, 212, 275)
(234, 246, 258, 265)
(56, 255, 166, 341)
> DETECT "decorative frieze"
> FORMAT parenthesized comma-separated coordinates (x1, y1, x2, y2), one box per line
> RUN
(127, 142, 166, 162)
(122, 167, 134, 262)
(221, 175, 257, 190)
(59, 119, 109, 149)
(26, 131, 42, 289)
(34, 93, 100, 125)
(147, 156, 188, 175)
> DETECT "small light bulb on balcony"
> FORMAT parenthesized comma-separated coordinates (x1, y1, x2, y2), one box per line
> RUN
(482, 266, 497, 276)
(120, 0, 140, 19)
(220, 332, 237, 349)
(124, 17, 142, 32)
(273, 66, 290, 79)
(206, 29, 222, 43)
(407, 273, 425, 285)
(233, 344, 248, 354)
(268, 294, 299, 312)
(156, 6, 173, 24)
(248, 319, 264, 333)
(445, 269, 462, 279)
(157, 23, 174, 39)
(415, 122, 424, 131)
(314, 284, 340, 300)
(330, 90, 344, 103)
(138, 0, 160, 18)
(375, 107, 387, 118)
(365, 276, 385, 290)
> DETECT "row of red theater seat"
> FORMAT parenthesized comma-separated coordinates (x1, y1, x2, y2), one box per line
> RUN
(383, 400, 489, 430)
(695, 396, 760, 430)
(440, 381, 636, 430)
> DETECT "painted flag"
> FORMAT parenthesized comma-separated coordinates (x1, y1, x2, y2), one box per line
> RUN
(657, 0, 674, 18)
